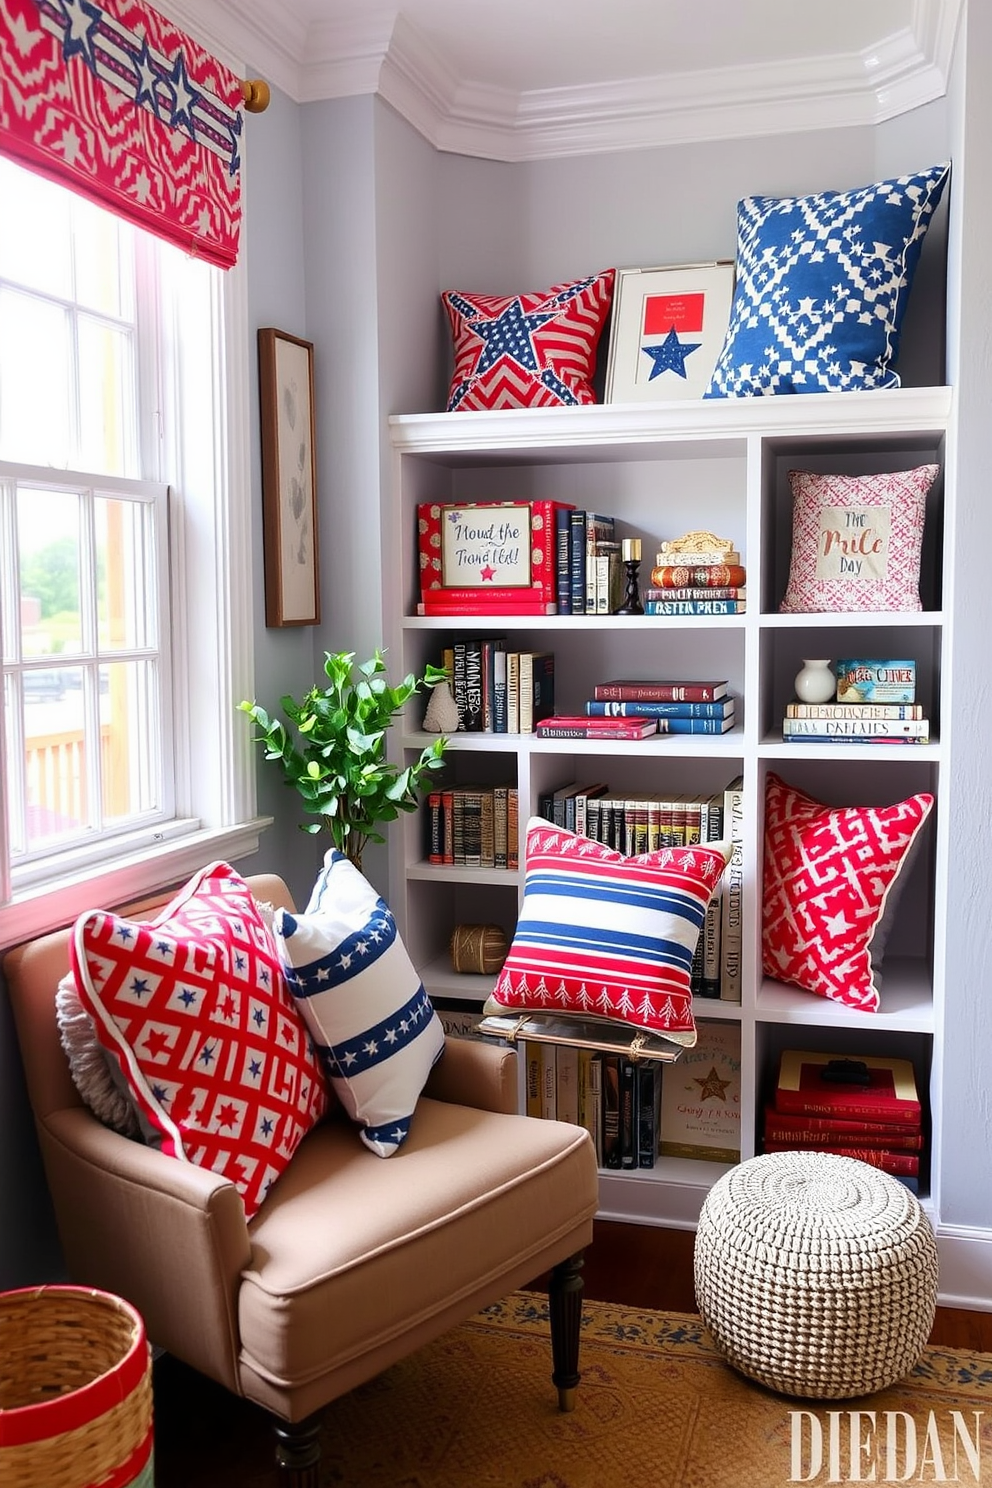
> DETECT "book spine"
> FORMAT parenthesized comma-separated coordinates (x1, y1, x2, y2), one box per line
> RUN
(518, 652, 535, 733)
(492, 646, 508, 732)
(480, 640, 494, 731)
(555, 1044, 580, 1126)
(452, 642, 467, 729)
(644, 599, 747, 616)
(578, 1050, 603, 1165)
(700, 793, 724, 998)
(532, 652, 555, 725)
(720, 780, 744, 1003)
(441, 789, 454, 865)
(620, 1057, 638, 1170)
(569, 511, 586, 614)
(650, 563, 747, 588)
(652, 550, 740, 569)
(593, 682, 726, 702)
(782, 735, 930, 746)
(420, 596, 558, 616)
(479, 789, 495, 869)
(555, 505, 573, 615)
(507, 788, 519, 871)
(783, 718, 929, 738)
(452, 789, 466, 866)
(637, 1062, 657, 1169)
(540, 1045, 557, 1120)
(785, 702, 925, 720)
(463, 640, 484, 731)
(462, 789, 483, 867)
(663, 716, 733, 735)
(427, 790, 443, 865)
(643, 586, 746, 601)
(535, 725, 656, 740)
(763, 1120, 923, 1151)
(587, 700, 734, 719)
(493, 784, 508, 869)
(506, 652, 520, 733)
(602, 1054, 622, 1169)
(762, 1140, 919, 1176)
(525, 1043, 542, 1118)
(773, 1092, 922, 1126)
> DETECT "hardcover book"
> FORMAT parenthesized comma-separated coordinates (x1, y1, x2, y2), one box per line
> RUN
(650, 564, 747, 589)
(587, 699, 735, 719)
(644, 599, 746, 616)
(593, 679, 729, 702)
(782, 717, 928, 739)
(785, 702, 924, 720)
(644, 586, 746, 602)
(719, 775, 744, 1003)
(762, 1108, 923, 1150)
(658, 1020, 741, 1162)
(774, 1051, 922, 1126)
(834, 659, 917, 704)
(534, 716, 659, 740)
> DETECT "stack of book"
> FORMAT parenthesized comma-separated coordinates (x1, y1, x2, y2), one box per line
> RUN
(441, 641, 555, 733)
(585, 677, 736, 735)
(644, 532, 746, 617)
(783, 658, 930, 744)
(426, 784, 519, 869)
(763, 1049, 925, 1192)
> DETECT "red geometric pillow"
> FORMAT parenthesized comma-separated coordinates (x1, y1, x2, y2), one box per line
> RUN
(762, 773, 933, 1012)
(70, 862, 331, 1220)
(442, 270, 615, 411)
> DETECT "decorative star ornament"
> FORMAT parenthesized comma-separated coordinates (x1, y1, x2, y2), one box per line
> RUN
(642, 327, 702, 380)
(694, 1066, 732, 1102)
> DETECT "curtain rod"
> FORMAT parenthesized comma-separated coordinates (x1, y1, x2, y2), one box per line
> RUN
(241, 79, 271, 112)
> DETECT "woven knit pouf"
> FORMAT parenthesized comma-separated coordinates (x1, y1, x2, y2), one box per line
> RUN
(693, 1151, 939, 1398)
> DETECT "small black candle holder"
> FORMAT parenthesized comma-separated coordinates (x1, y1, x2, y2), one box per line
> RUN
(615, 558, 643, 615)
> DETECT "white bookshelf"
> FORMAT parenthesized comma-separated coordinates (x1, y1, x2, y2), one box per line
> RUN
(386, 387, 951, 1228)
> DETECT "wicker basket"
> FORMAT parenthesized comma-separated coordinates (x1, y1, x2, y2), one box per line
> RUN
(694, 1151, 939, 1399)
(0, 1285, 153, 1488)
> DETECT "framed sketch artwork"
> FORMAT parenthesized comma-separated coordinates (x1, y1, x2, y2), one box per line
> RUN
(604, 262, 735, 403)
(258, 327, 320, 626)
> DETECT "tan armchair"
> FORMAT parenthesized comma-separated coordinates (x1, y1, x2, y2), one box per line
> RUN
(3, 873, 599, 1487)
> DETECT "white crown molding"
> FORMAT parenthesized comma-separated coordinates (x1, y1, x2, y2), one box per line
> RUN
(162, 0, 962, 161)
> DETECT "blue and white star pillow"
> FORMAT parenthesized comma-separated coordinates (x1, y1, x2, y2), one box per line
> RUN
(705, 163, 950, 398)
(272, 850, 444, 1157)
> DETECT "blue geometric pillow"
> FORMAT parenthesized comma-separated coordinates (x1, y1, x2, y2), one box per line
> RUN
(272, 850, 444, 1157)
(705, 163, 950, 398)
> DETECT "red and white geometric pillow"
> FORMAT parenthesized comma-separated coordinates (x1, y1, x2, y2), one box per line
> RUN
(780, 465, 939, 613)
(762, 774, 934, 1012)
(442, 271, 615, 411)
(486, 818, 730, 1041)
(70, 861, 331, 1220)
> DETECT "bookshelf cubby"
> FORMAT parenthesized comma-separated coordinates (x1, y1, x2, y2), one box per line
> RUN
(385, 387, 950, 1228)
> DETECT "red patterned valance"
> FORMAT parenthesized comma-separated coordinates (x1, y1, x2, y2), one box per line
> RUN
(0, 0, 242, 268)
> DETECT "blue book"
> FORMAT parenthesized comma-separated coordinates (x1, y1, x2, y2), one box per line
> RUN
(555, 507, 573, 614)
(662, 716, 735, 734)
(644, 599, 746, 616)
(568, 511, 586, 614)
(586, 699, 734, 719)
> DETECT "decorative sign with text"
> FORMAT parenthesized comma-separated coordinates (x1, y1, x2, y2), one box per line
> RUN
(815, 505, 892, 581)
(417, 501, 567, 615)
(440, 504, 532, 587)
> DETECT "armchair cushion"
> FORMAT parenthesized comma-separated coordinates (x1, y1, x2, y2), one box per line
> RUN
(273, 850, 445, 1157)
(69, 861, 331, 1220)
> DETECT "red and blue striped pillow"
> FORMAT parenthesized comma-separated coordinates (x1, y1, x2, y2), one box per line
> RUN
(486, 819, 730, 1041)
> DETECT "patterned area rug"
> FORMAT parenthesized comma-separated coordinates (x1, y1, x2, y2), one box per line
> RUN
(296, 1292, 992, 1488)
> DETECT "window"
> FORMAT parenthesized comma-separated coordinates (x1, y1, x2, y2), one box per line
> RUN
(0, 157, 262, 947)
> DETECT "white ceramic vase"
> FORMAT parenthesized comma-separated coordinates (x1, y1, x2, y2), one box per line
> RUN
(793, 658, 835, 704)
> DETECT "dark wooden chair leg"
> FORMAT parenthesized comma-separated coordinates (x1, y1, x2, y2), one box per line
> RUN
(273, 1413, 322, 1488)
(548, 1250, 584, 1412)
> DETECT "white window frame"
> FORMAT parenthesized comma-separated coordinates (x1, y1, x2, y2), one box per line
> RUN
(0, 222, 267, 949)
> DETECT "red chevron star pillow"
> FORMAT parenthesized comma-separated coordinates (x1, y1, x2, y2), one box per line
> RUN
(70, 861, 331, 1220)
(442, 270, 615, 411)
(762, 773, 933, 1012)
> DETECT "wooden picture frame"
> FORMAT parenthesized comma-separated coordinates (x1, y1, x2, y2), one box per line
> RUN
(604, 261, 735, 403)
(257, 327, 320, 626)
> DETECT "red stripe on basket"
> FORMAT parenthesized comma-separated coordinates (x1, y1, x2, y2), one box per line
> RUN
(90, 1428, 154, 1488)
(0, 1286, 149, 1448)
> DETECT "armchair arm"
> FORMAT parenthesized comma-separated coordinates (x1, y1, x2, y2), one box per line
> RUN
(41, 1107, 251, 1392)
(423, 1036, 519, 1115)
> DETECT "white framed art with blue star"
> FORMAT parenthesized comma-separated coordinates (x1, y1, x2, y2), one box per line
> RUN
(605, 262, 735, 403)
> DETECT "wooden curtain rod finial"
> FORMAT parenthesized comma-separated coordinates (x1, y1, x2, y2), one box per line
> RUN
(241, 78, 271, 112)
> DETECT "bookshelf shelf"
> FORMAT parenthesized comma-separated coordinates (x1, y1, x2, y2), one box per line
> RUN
(387, 386, 951, 1218)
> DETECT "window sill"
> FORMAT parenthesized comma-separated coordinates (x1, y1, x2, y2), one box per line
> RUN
(0, 817, 273, 952)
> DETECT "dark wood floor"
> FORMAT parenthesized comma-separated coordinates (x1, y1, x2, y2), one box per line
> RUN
(152, 1219, 992, 1487)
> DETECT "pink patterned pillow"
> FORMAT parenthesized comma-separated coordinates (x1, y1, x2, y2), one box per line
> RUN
(780, 465, 938, 613)
(485, 818, 730, 1040)
(442, 271, 615, 411)
(762, 774, 933, 1012)
(70, 862, 331, 1220)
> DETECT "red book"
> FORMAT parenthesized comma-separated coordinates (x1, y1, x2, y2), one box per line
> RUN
(763, 1108, 923, 1151)
(534, 717, 659, 740)
(650, 564, 747, 589)
(774, 1051, 922, 1127)
(593, 680, 729, 702)
(418, 499, 572, 613)
(762, 1140, 920, 1177)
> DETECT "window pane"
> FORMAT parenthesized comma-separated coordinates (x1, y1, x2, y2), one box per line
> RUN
(72, 196, 132, 319)
(0, 291, 72, 465)
(79, 317, 136, 476)
(18, 488, 84, 657)
(97, 495, 155, 649)
(0, 157, 72, 298)
(23, 679, 90, 850)
(101, 659, 160, 822)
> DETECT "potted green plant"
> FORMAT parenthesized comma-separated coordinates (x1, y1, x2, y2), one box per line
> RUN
(240, 649, 449, 872)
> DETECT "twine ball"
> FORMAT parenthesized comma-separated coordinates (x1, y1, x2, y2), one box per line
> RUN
(693, 1151, 938, 1398)
(449, 924, 508, 976)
